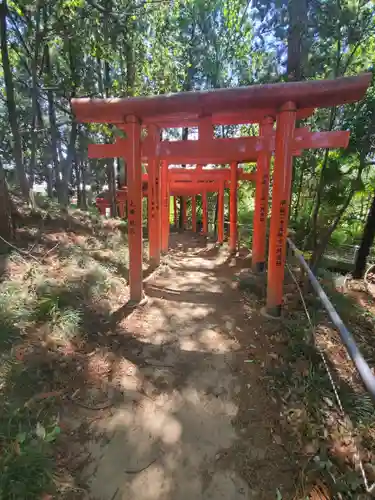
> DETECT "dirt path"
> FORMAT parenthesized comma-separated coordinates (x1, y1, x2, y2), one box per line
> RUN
(79, 234, 296, 500)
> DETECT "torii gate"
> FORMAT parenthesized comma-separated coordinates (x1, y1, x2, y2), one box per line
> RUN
(89, 123, 350, 277)
(72, 73, 371, 316)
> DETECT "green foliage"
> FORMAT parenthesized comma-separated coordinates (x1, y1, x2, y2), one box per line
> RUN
(0, 207, 133, 497)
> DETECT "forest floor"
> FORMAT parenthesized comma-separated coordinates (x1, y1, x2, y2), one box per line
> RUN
(74, 233, 297, 500)
(1, 204, 375, 499)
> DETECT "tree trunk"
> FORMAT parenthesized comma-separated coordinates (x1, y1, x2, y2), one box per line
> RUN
(97, 56, 104, 95)
(29, 1, 42, 191)
(293, 163, 304, 221)
(44, 6, 60, 198)
(74, 158, 81, 207)
(60, 121, 78, 206)
(353, 192, 375, 279)
(214, 193, 219, 236)
(179, 127, 189, 229)
(0, 0, 30, 199)
(287, 0, 308, 81)
(100, 2, 117, 216)
(59, 39, 78, 206)
(107, 162, 117, 216)
(308, 108, 337, 249)
(0, 160, 13, 240)
(45, 165, 53, 198)
(125, 35, 135, 96)
(103, 56, 116, 216)
(35, 93, 53, 199)
(81, 162, 88, 210)
(310, 188, 355, 271)
(310, 151, 368, 271)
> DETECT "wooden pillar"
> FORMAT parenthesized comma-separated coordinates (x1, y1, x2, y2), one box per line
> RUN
(147, 125, 161, 267)
(218, 181, 224, 244)
(252, 117, 274, 272)
(174, 196, 178, 227)
(148, 158, 160, 266)
(192, 196, 197, 232)
(161, 161, 170, 252)
(124, 118, 143, 302)
(229, 162, 238, 253)
(202, 192, 208, 234)
(182, 197, 187, 229)
(266, 102, 296, 317)
(155, 161, 161, 261)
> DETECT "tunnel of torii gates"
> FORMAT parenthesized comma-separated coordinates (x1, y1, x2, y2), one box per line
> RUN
(95, 167, 255, 237)
(72, 73, 371, 317)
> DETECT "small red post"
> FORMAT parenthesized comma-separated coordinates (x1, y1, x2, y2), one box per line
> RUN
(123, 118, 143, 302)
(202, 192, 208, 234)
(96, 199, 106, 215)
(266, 102, 296, 317)
(218, 181, 224, 244)
(161, 161, 170, 252)
(182, 197, 187, 229)
(174, 196, 178, 226)
(229, 162, 238, 253)
(252, 117, 274, 272)
(192, 196, 197, 232)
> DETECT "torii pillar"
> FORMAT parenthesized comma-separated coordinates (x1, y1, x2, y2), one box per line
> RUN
(123, 118, 143, 302)
(147, 125, 161, 267)
(229, 162, 238, 253)
(252, 117, 274, 272)
(161, 161, 170, 252)
(266, 102, 296, 317)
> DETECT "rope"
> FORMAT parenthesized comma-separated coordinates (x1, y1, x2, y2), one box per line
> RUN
(285, 259, 375, 493)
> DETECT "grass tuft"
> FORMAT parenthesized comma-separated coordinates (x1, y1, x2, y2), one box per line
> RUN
(0, 205, 132, 498)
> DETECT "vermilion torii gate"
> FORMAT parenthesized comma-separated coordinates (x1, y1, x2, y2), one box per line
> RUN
(95, 166, 255, 250)
(72, 73, 371, 316)
(91, 123, 350, 268)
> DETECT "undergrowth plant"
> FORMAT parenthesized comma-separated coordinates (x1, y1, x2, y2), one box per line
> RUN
(268, 270, 375, 498)
(0, 209, 130, 498)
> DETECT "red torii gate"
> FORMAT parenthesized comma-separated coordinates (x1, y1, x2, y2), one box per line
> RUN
(72, 73, 371, 316)
(95, 167, 255, 251)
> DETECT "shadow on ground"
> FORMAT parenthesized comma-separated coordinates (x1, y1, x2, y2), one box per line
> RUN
(0, 232, 302, 500)
(3, 212, 374, 499)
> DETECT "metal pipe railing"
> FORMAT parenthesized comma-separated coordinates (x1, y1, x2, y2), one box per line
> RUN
(287, 237, 375, 400)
